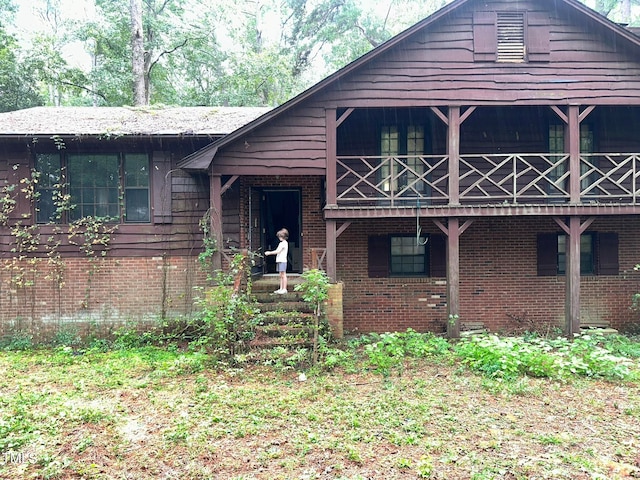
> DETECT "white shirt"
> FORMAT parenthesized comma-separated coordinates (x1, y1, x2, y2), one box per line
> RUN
(273, 239, 288, 263)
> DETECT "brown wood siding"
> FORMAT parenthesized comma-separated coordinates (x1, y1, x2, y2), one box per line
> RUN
(312, 0, 640, 107)
(0, 143, 209, 258)
(212, 106, 327, 175)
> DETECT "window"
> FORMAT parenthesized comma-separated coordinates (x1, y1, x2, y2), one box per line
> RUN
(557, 233, 594, 275)
(35, 152, 150, 224)
(391, 236, 428, 275)
(537, 232, 619, 276)
(548, 123, 595, 193)
(368, 234, 446, 277)
(380, 125, 425, 195)
(35, 154, 62, 223)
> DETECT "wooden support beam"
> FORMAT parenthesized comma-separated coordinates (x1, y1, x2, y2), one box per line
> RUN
(579, 105, 595, 123)
(433, 217, 473, 339)
(326, 108, 338, 207)
(566, 216, 581, 336)
(326, 219, 337, 282)
(568, 106, 581, 204)
(550, 105, 568, 124)
(447, 217, 462, 338)
(459, 106, 477, 124)
(553, 216, 595, 235)
(553, 215, 593, 336)
(336, 221, 351, 238)
(336, 108, 355, 127)
(220, 175, 239, 196)
(430, 106, 448, 126)
(448, 106, 461, 206)
(210, 174, 223, 271)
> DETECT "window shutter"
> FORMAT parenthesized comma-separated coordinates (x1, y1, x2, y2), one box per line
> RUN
(474, 11, 497, 61)
(527, 12, 550, 62)
(430, 234, 447, 277)
(596, 232, 619, 275)
(152, 151, 172, 224)
(368, 235, 389, 278)
(537, 233, 558, 276)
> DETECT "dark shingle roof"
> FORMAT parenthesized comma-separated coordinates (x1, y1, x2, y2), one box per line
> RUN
(0, 106, 272, 136)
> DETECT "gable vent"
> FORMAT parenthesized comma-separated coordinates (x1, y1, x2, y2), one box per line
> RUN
(497, 12, 525, 62)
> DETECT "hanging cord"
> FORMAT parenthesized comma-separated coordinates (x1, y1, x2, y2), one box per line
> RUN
(416, 199, 428, 246)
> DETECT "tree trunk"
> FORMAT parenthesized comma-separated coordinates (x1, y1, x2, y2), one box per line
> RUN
(130, 0, 146, 106)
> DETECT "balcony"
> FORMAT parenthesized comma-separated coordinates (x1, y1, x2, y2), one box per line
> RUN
(334, 153, 640, 210)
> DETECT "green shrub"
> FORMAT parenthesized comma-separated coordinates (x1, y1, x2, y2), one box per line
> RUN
(453, 333, 638, 381)
(362, 329, 450, 376)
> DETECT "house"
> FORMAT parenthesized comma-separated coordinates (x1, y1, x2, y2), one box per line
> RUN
(179, 0, 640, 337)
(2, 0, 640, 342)
(0, 106, 270, 340)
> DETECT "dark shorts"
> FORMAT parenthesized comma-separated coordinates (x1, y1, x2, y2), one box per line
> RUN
(277, 262, 287, 273)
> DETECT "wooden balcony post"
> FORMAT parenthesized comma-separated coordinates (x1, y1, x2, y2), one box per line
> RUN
(210, 174, 223, 271)
(434, 217, 473, 339)
(447, 217, 461, 338)
(568, 105, 581, 204)
(326, 108, 337, 207)
(448, 106, 461, 206)
(565, 215, 581, 336)
(326, 219, 337, 281)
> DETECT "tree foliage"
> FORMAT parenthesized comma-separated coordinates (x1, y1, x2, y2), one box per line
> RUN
(1, 0, 638, 110)
(0, 0, 43, 111)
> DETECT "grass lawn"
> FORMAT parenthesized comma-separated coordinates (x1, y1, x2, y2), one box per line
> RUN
(0, 335, 639, 479)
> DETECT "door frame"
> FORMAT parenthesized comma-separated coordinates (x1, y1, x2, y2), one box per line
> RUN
(252, 187, 303, 274)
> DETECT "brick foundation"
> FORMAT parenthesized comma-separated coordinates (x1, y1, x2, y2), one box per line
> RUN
(0, 255, 205, 343)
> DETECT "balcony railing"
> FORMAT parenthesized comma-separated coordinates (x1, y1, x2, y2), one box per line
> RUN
(336, 154, 449, 206)
(335, 153, 640, 206)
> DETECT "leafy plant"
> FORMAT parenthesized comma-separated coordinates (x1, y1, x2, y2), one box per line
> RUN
(192, 254, 259, 358)
(362, 329, 450, 376)
(294, 268, 330, 365)
(453, 333, 638, 381)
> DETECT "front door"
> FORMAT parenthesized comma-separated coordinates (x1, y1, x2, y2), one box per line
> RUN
(261, 189, 302, 273)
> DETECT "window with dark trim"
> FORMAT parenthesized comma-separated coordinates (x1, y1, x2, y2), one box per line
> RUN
(557, 232, 594, 275)
(368, 234, 446, 277)
(537, 232, 619, 276)
(35, 152, 151, 224)
(547, 123, 596, 193)
(380, 125, 426, 195)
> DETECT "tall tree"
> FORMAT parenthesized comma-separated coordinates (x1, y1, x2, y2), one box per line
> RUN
(130, 0, 145, 105)
(0, 0, 43, 111)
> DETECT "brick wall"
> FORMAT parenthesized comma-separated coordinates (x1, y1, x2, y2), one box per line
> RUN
(0, 255, 205, 342)
(337, 216, 640, 335)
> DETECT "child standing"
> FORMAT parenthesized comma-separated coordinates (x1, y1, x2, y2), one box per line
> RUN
(265, 228, 289, 294)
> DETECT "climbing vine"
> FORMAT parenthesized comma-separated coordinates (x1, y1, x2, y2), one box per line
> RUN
(0, 162, 118, 322)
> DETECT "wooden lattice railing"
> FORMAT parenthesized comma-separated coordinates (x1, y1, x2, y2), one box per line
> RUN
(579, 154, 640, 203)
(459, 153, 570, 203)
(336, 155, 449, 206)
(334, 153, 640, 205)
